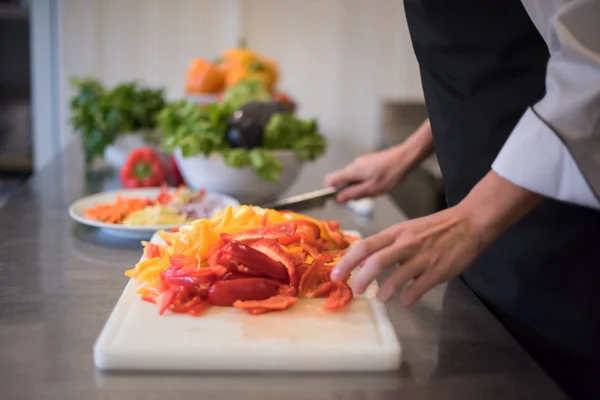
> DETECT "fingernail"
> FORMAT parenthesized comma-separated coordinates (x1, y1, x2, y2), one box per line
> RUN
(330, 268, 341, 281)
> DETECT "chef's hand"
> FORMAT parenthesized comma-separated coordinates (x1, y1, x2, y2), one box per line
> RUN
(331, 171, 544, 306)
(332, 205, 482, 305)
(325, 119, 434, 202)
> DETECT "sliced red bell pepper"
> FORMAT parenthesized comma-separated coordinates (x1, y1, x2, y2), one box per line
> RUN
(160, 269, 224, 291)
(220, 241, 290, 283)
(279, 220, 321, 246)
(119, 147, 167, 188)
(325, 220, 341, 231)
(321, 221, 349, 250)
(287, 251, 307, 267)
(207, 278, 281, 306)
(277, 284, 297, 297)
(323, 282, 353, 310)
(187, 299, 211, 316)
(155, 184, 173, 205)
(298, 255, 327, 297)
(143, 242, 161, 259)
(278, 233, 301, 246)
(169, 254, 198, 270)
(304, 281, 334, 298)
(223, 271, 260, 280)
(296, 220, 321, 240)
(304, 280, 353, 309)
(141, 294, 157, 304)
(301, 237, 320, 259)
(233, 295, 298, 314)
(220, 221, 297, 243)
(161, 265, 226, 280)
(156, 289, 176, 315)
(206, 239, 226, 266)
(248, 239, 298, 288)
(260, 212, 269, 226)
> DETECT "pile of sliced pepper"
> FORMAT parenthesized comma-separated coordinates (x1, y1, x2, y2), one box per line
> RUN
(125, 206, 358, 317)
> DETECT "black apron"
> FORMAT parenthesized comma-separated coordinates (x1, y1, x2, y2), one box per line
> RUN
(403, 0, 600, 396)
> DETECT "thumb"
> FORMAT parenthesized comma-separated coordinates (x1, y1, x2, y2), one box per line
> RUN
(336, 181, 375, 202)
(325, 167, 355, 188)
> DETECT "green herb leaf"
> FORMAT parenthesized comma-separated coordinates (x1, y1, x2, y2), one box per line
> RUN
(69, 77, 166, 167)
(221, 78, 272, 110)
(264, 113, 327, 160)
(248, 148, 283, 182)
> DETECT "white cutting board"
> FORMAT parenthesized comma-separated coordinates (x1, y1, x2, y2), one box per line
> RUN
(93, 230, 401, 372)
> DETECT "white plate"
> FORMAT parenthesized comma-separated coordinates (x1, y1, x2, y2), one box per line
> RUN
(69, 187, 240, 240)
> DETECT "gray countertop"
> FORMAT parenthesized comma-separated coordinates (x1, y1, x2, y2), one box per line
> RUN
(0, 140, 567, 400)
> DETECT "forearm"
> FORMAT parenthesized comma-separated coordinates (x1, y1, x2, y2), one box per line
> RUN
(458, 170, 545, 248)
(393, 118, 434, 170)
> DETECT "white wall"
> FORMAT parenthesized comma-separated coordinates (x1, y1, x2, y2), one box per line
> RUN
(52, 0, 422, 164)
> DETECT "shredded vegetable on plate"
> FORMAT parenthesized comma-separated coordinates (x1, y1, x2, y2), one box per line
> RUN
(83, 185, 222, 226)
(84, 196, 152, 224)
(122, 204, 188, 226)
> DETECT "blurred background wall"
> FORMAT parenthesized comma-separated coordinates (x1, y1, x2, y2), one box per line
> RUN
(15, 0, 441, 216)
(56, 0, 424, 155)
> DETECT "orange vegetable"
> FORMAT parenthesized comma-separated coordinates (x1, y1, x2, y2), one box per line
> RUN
(185, 58, 226, 94)
(84, 196, 152, 224)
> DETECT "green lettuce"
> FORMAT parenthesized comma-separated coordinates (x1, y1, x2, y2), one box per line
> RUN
(158, 85, 327, 182)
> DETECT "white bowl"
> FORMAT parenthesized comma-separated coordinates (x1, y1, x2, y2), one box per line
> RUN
(174, 148, 303, 204)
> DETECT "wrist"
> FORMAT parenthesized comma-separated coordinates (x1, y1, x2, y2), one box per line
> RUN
(457, 171, 544, 247)
(394, 118, 434, 169)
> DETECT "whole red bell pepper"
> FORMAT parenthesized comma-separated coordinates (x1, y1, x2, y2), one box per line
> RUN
(168, 154, 184, 186)
(119, 147, 166, 188)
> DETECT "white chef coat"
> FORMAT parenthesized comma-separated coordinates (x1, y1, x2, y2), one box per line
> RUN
(492, 0, 600, 210)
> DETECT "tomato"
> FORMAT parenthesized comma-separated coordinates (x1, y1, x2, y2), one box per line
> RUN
(207, 278, 281, 306)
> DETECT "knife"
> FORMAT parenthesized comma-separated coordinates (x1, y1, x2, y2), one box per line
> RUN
(259, 182, 360, 212)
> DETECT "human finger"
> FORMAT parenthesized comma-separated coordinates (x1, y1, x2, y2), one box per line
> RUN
(400, 270, 441, 307)
(376, 258, 423, 302)
(330, 233, 395, 282)
(324, 166, 357, 189)
(336, 181, 376, 202)
(351, 242, 408, 295)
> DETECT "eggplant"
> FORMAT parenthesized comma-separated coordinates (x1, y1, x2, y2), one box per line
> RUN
(225, 101, 288, 148)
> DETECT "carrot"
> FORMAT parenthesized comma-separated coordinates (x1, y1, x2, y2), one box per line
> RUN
(84, 196, 152, 224)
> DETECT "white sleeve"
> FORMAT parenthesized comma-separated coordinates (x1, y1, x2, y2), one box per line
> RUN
(492, 0, 600, 210)
(492, 108, 600, 210)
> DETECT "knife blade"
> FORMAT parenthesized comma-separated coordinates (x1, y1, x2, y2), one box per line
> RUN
(259, 182, 360, 212)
